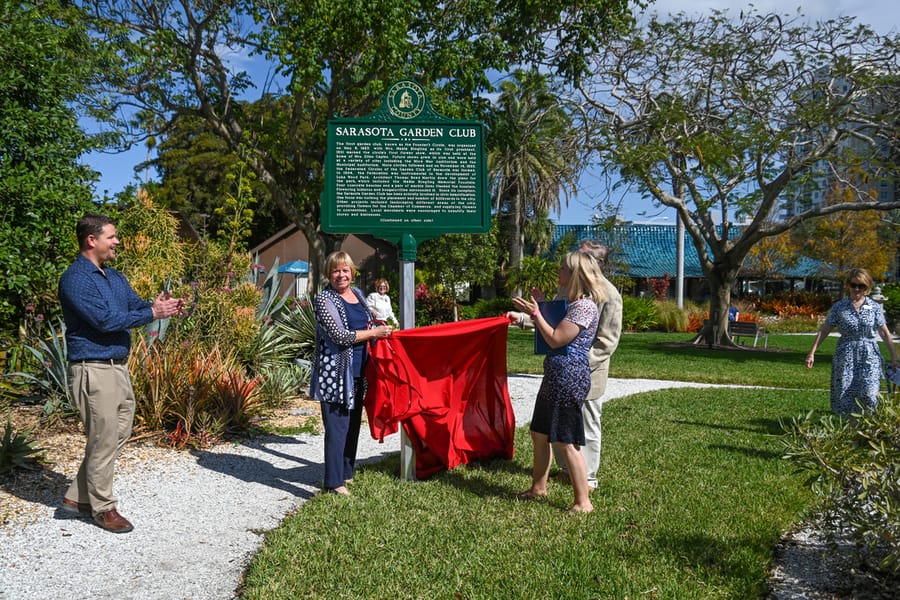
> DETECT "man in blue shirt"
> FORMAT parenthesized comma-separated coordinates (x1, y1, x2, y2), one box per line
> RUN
(59, 213, 183, 533)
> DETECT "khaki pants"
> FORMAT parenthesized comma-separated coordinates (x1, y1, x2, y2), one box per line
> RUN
(65, 362, 135, 515)
(555, 363, 609, 488)
(579, 397, 603, 488)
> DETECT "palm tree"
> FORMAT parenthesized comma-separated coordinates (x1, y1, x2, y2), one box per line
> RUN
(486, 70, 584, 277)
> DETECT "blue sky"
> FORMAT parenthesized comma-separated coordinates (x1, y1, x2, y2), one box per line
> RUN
(82, 0, 898, 225)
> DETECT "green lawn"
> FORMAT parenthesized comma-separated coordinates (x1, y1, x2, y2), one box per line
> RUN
(239, 332, 854, 599)
(508, 329, 838, 388)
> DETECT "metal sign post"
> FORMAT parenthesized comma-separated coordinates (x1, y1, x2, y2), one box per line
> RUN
(398, 236, 417, 480)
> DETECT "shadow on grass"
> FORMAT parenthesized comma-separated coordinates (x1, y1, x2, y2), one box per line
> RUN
(670, 415, 834, 460)
(436, 457, 527, 495)
(363, 450, 527, 499)
(706, 444, 783, 461)
(671, 416, 792, 436)
(652, 342, 816, 366)
(653, 530, 767, 593)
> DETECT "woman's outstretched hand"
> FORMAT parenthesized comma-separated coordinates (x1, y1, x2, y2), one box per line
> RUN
(511, 295, 537, 315)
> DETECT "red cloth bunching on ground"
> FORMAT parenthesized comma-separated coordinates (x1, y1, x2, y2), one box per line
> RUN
(364, 316, 515, 479)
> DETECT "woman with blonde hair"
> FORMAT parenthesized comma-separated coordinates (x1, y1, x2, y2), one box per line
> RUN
(509, 251, 604, 513)
(310, 251, 393, 495)
(806, 268, 899, 415)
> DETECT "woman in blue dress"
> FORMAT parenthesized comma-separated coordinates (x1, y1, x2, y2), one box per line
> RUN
(510, 252, 603, 513)
(806, 268, 899, 416)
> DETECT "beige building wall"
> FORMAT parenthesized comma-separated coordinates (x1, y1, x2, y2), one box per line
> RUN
(250, 225, 397, 297)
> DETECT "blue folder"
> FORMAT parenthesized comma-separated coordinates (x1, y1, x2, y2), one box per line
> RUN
(534, 300, 569, 355)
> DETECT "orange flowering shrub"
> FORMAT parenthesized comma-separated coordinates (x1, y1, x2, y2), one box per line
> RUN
(686, 313, 705, 333)
(758, 292, 832, 318)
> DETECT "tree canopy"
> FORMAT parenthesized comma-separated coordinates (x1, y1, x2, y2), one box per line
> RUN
(0, 0, 101, 338)
(78, 0, 635, 290)
(416, 222, 501, 296)
(140, 112, 280, 248)
(578, 9, 900, 343)
(799, 185, 895, 280)
(487, 69, 585, 276)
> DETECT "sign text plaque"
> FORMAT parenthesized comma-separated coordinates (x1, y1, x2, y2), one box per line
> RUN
(322, 80, 490, 249)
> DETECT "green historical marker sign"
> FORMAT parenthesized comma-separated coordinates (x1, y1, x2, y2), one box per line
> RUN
(322, 80, 490, 257)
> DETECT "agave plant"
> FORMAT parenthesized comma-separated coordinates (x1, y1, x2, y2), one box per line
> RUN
(252, 314, 293, 374)
(256, 258, 290, 321)
(0, 422, 45, 474)
(12, 317, 73, 418)
(257, 361, 311, 406)
(275, 301, 317, 363)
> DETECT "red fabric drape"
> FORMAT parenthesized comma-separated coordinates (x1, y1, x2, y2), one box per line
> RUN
(364, 316, 515, 479)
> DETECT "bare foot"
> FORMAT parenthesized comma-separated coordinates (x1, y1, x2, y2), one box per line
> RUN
(326, 486, 350, 496)
(567, 504, 594, 514)
(515, 489, 547, 500)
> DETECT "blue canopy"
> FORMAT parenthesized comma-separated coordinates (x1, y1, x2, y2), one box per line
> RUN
(276, 260, 310, 275)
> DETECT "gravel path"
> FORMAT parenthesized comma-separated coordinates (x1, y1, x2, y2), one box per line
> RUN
(0, 376, 823, 599)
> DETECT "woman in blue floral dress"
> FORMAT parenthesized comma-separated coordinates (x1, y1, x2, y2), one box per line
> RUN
(806, 268, 899, 416)
(509, 252, 603, 513)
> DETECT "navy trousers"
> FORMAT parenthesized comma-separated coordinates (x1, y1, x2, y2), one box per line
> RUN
(320, 378, 365, 489)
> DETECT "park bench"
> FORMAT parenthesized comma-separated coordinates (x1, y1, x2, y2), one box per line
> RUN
(728, 320, 768, 348)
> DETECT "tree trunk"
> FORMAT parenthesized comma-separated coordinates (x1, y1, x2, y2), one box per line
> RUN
(691, 274, 739, 347)
(508, 190, 524, 271)
(303, 223, 344, 296)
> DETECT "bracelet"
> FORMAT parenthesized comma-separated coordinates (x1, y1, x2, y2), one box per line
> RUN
(518, 314, 525, 329)
(531, 311, 540, 320)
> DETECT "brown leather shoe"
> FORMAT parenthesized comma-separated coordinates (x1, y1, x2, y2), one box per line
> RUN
(62, 497, 91, 515)
(94, 509, 134, 533)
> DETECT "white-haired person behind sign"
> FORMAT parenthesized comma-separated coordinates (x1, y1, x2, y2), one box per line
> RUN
(366, 278, 398, 326)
